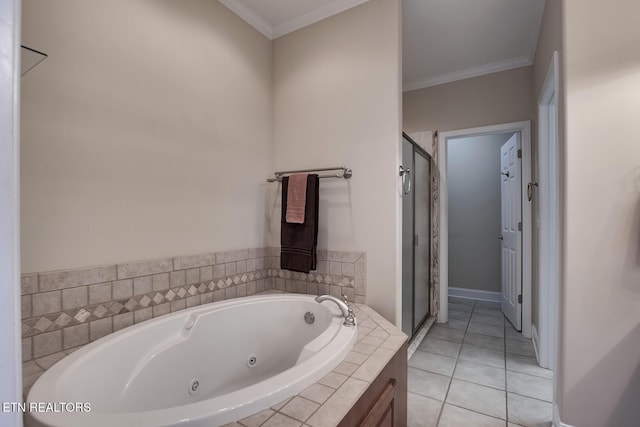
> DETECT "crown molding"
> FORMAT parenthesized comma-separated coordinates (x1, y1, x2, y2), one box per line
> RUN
(271, 0, 371, 38)
(219, 0, 372, 40)
(218, 0, 273, 39)
(403, 56, 533, 92)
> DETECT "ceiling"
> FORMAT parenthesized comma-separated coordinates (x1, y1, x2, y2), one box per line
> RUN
(403, 0, 545, 91)
(218, 0, 372, 39)
(218, 0, 546, 91)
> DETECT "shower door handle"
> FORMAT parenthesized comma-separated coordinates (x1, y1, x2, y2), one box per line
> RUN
(399, 166, 411, 195)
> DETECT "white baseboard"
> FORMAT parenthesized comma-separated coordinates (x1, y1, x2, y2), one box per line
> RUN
(532, 324, 541, 364)
(553, 403, 575, 427)
(449, 287, 501, 302)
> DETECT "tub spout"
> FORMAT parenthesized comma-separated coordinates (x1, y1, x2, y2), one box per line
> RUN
(315, 295, 356, 327)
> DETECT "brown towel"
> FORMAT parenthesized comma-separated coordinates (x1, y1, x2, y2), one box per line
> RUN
(285, 173, 308, 224)
(281, 174, 319, 273)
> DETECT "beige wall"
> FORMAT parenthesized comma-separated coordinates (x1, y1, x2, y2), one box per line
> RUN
(533, 0, 563, 99)
(403, 66, 534, 133)
(272, 0, 402, 322)
(21, 0, 273, 273)
(560, 1, 640, 425)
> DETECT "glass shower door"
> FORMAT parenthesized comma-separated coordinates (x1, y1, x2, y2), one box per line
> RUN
(401, 138, 415, 336)
(401, 134, 432, 339)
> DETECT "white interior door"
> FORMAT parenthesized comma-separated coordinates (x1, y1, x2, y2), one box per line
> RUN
(500, 133, 522, 330)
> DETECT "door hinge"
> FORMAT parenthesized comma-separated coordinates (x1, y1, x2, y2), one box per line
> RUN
(517, 149, 522, 159)
(518, 295, 522, 304)
(518, 222, 522, 231)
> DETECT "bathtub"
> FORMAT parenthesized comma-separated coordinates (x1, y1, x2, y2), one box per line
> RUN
(26, 294, 357, 427)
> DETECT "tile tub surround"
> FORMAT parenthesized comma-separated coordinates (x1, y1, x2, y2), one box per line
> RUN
(22, 301, 407, 427)
(20, 248, 366, 363)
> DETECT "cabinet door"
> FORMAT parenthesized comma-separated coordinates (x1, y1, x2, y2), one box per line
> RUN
(360, 380, 396, 427)
(338, 343, 407, 427)
(376, 407, 393, 427)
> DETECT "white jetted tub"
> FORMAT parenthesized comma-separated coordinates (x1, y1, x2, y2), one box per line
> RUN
(26, 294, 357, 427)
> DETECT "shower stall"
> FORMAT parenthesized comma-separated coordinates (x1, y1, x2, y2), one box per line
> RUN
(401, 133, 432, 339)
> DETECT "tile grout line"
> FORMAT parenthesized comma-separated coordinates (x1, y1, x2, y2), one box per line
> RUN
(423, 298, 544, 426)
(434, 298, 475, 426)
(409, 360, 509, 394)
(444, 402, 510, 425)
(459, 298, 509, 424)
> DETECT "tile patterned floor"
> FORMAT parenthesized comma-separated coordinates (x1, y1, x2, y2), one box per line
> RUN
(407, 297, 553, 427)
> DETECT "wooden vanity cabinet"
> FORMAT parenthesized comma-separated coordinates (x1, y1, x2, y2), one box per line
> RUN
(338, 342, 408, 427)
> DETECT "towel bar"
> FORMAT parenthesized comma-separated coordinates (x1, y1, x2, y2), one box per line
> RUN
(266, 166, 352, 182)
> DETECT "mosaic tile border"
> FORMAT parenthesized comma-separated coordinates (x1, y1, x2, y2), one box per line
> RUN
(431, 134, 441, 318)
(20, 248, 366, 362)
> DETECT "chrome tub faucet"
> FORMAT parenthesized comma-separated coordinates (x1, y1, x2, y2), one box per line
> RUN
(315, 295, 356, 327)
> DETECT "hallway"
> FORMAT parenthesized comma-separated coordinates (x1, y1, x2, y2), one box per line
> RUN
(407, 297, 552, 426)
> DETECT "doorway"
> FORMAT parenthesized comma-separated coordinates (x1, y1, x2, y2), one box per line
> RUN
(401, 133, 432, 339)
(536, 51, 560, 370)
(437, 121, 533, 337)
(446, 131, 520, 324)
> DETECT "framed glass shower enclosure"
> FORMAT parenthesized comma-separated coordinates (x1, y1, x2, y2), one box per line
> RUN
(401, 133, 432, 339)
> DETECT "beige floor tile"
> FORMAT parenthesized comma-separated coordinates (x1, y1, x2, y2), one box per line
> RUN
(506, 354, 553, 380)
(449, 303, 473, 313)
(410, 350, 457, 376)
(408, 392, 442, 427)
(446, 379, 507, 420)
(473, 307, 505, 318)
(448, 310, 472, 321)
(459, 344, 505, 369)
(507, 393, 552, 426)
(407, 299, 554, 427)
(506, 371, 553, 402)
(441, 319, 469, 331)
(428, 325, 466, 343)
(475, 301, 502, 310)
(418, 337, 462, 358)
(439, 404, 506, 427)
(448, 297, 475, 306)
(467, 322, 505, 338)
(464, 332, 505, 352)
(505, 325, 530, 342)
(506, 339, 535, 357)
(454, 359, 506, 390)
(471, 313, 505, 327)
(408, 367, 451, 401)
